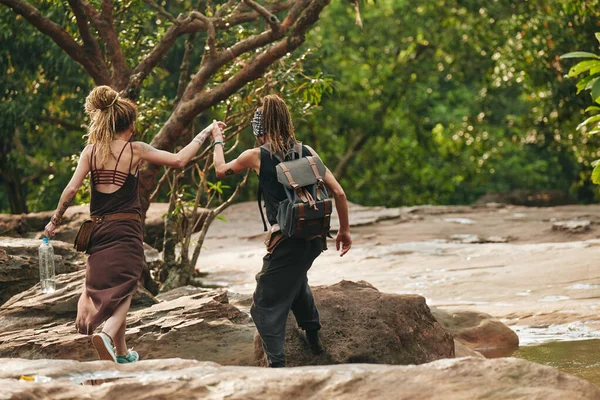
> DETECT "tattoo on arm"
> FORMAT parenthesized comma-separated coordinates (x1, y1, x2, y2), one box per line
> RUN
(193, 129, 211, 144)
(57, 194, 74, 218)
(225, 169, 235, 176)
(140, 143, 157, 152)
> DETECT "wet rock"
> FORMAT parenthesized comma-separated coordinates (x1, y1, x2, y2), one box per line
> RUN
(444, 218, 476, 225)
(0, 237, 84, 305)
(431, 308, 519, 355)
(552, 220, 591, 233)
(254, 280, 454, 367)
(1, 357, 599, 400)
(450, 234, 509, 244)
(0, 287, 255, 366)
(450, 234, 482, 243)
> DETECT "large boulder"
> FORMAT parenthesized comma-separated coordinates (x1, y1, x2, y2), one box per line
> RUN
(1, 357, 599, 400)
(0, 237, 84, 305)
(254, 280, 454, 366)
(0, 285, 256, 366)
(430, 308, 519, 357)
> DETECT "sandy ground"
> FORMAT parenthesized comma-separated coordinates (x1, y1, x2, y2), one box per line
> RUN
(197, 202, 600, 341)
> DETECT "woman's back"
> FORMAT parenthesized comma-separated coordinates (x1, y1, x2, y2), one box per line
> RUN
(90, 140, 141, 217)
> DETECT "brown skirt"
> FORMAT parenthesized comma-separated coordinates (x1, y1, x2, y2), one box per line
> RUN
(75, 219, 144, 335)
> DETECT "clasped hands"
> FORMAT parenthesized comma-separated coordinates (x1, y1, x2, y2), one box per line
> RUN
(211, 119, 225, 144)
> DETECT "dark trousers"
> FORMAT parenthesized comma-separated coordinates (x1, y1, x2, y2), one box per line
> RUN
(250, 237, 324, 367)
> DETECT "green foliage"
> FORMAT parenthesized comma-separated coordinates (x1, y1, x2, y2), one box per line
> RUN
(0, 7, 90, 213)
(295, 0, 600, 206)
(562, 32, 600, 186)
(5, 0, 600, 212)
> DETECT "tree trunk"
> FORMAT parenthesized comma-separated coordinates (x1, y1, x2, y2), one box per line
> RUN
(159, 259, 194, 292)
(333, 132, 369, 180)
(4, 176, 28, 214)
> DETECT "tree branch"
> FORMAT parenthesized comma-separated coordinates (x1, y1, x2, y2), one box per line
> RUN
(142, 0, 177, 24)
(175, 34, 197, 106)
(190, 11, 217, 61)
(126, 12, 193, 94)
(182, 1, 294, 33)
(333, 132, 368, 179)
(242, 0, 281, 31)
(37, 116, 84, 132)
(127, 1, 294, 94)
(0, 0, 112, 85)
(138, 0, 330, 215)
(75, 0, 130, 89)
(215, 0, 237, 17)
(66, 0, 106, 65)
(99, 0, 130, 89)
(190, 170, 251, 267)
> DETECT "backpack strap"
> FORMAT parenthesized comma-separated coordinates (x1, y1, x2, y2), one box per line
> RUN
(278, 161, 312, 205)
(257, 182, 268, 232)
(296, 142, 303, 159)
(306, 156, 325, 200)
(261, 143, 284, 163)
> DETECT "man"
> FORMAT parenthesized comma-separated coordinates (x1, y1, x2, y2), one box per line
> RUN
(212, 94, 352, 367)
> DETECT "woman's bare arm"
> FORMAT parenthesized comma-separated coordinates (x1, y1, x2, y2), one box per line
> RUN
(135, 122, 225, 168)
(44, 145, 92, 237)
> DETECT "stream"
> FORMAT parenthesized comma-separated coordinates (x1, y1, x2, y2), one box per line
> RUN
(502, 323, 600, 386)
(514, 340, 600, 387)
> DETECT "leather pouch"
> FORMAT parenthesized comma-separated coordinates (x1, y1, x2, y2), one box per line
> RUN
(73, 220, 93, 253)
(265, 231, 285, 254)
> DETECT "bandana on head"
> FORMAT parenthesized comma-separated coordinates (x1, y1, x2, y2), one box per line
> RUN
(251, 109, 264, 137)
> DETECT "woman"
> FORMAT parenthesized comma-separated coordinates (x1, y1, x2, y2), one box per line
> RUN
(44, 85, 222, 363)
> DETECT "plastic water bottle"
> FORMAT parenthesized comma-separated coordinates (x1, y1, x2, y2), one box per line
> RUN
(39, 237, 56, 293)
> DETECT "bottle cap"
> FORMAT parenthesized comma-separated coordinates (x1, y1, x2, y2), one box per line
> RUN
(42, 237, 49, 244)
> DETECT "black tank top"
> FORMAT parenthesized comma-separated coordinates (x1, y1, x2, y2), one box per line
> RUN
(89, 142, 141, 217)
(259, 144, 311, 225)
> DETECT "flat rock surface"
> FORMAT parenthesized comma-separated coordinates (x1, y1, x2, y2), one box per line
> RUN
(199, 203, 600, 333)
(1, 357, 599, 400)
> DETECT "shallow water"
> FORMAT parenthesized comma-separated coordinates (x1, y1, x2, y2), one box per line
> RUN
(514, 340, 600, 387)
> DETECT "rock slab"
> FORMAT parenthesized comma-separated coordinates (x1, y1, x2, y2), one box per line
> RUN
(0, 282, 255, 366)
(1, 357, 599, 400)
(255, 280, 454, 366)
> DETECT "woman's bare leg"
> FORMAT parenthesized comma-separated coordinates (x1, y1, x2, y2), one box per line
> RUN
(102, 295, 132, 355)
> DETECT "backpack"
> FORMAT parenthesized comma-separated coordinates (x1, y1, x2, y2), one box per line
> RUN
(258, 142, 332, 239)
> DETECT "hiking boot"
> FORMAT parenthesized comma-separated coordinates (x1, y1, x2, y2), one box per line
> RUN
(268, 361, 285, 368)
(302, 329, 324, 355)
(92, 332, 117, 362)
(116, 350, 140, 364)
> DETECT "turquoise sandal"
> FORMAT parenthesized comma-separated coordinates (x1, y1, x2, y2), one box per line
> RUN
(116, 350, 140, 364)
(92, 332, 117, 362)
